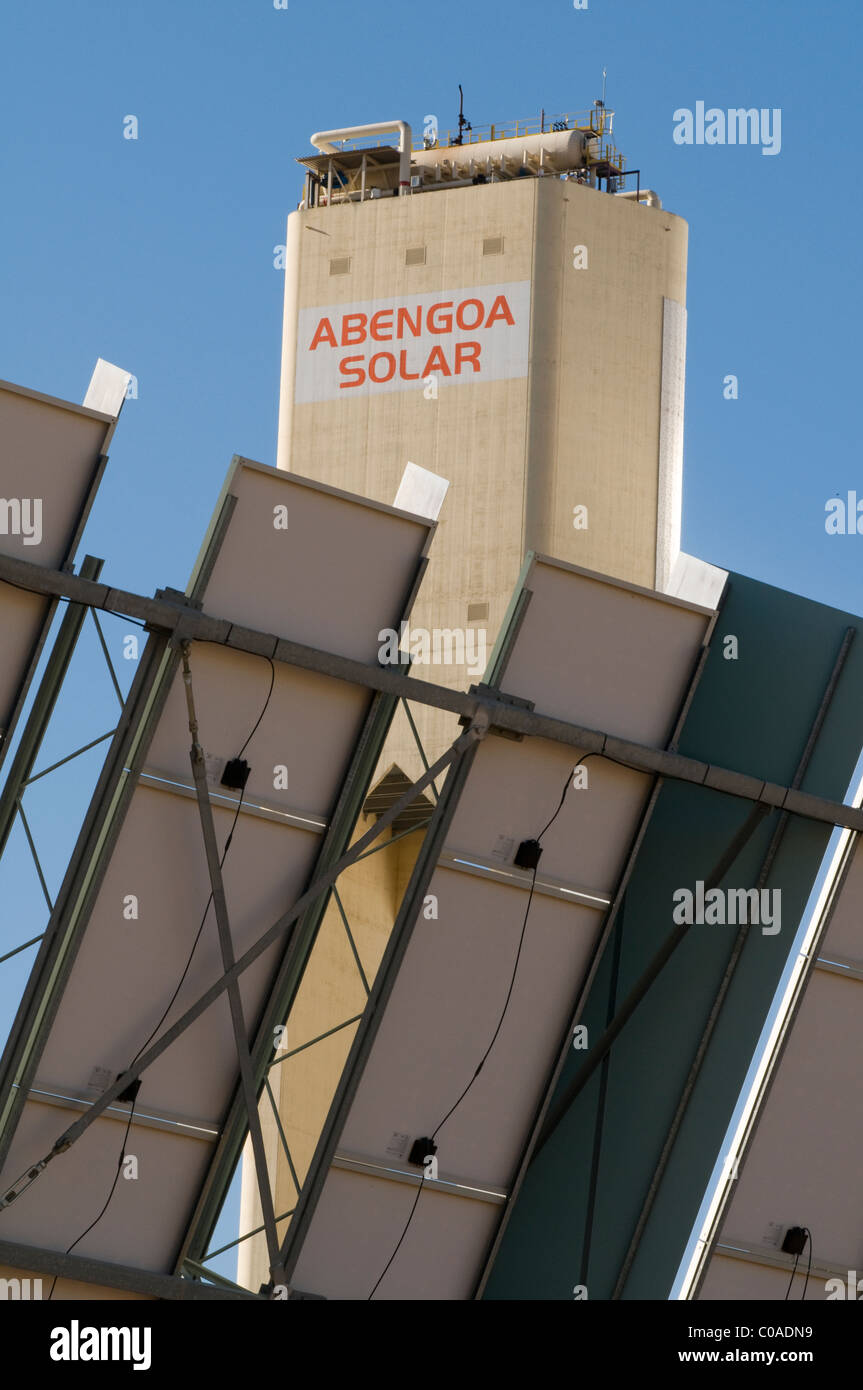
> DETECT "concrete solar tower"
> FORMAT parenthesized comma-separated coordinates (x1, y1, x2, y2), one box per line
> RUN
(275, 100, 691, 775)
(240, 100, 699, 1290)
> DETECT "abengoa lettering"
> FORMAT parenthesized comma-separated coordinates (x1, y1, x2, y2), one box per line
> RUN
(294, 281, 531, 403)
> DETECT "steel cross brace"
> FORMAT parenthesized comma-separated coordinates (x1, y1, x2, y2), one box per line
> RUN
(180, 643, 286, 1291)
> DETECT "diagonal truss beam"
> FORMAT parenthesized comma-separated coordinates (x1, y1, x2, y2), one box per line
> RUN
(267, 1016, 364, 1069)
(200, 1208, 296, 1264)
(90, 608, 125, 709)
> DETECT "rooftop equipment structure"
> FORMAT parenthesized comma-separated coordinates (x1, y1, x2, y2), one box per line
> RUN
(297, 102, 632, 208)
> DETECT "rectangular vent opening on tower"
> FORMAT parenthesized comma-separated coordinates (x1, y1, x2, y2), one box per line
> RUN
(483, 236, 504, 256)
(405, 246, 427, 266)
(329, 256, 351, 275)
(467, 602, 489, 623)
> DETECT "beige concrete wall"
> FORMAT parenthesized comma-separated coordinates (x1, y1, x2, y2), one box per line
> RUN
(277, 176, 687, 777)
(527, 178, 688, 577)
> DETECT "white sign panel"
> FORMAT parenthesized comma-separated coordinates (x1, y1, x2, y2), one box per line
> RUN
(294, 281, 531, 404)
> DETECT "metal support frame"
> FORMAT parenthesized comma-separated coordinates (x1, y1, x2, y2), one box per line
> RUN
(0, 552, 860, 835)
(202, 1214, 295, 1265)
(3, 549, 863, 1297)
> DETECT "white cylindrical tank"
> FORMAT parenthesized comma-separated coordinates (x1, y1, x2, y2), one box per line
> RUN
(411, 128, 588, 178)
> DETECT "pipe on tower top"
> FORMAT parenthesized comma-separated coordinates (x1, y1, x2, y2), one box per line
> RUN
(311, 121, 412, 194)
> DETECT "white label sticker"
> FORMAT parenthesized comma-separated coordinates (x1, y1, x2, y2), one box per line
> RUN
(385, 1131, 411, 1159)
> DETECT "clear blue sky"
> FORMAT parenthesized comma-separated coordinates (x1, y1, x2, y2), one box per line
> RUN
(1, 0, 862, 1286)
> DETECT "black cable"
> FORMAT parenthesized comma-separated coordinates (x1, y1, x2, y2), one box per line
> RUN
(366, 1174, 426, 1300)
(46, 1096, 138, 1300)
(434, 754, 595, 1130)
(237, 658, 275, 758)
(368, 864, 542, 1298)
(536, 753, 597, 841)
(106, 611, 148, 629)
(65, 1100, 137, 1255)
(131, 655, 275, 1063)
(131, 796, 245, 1065)
(368, 758, 589, 1298)
(784, 1249, 801, 1300)
(367, 873, 537, 1300)
(430, 867, 539, 1144)
(783, 1228, 813, 1300)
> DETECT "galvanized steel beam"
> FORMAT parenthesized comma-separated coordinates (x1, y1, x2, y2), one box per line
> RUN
(1, 552, 861, 835)
(0, 1237, 260, 1301)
